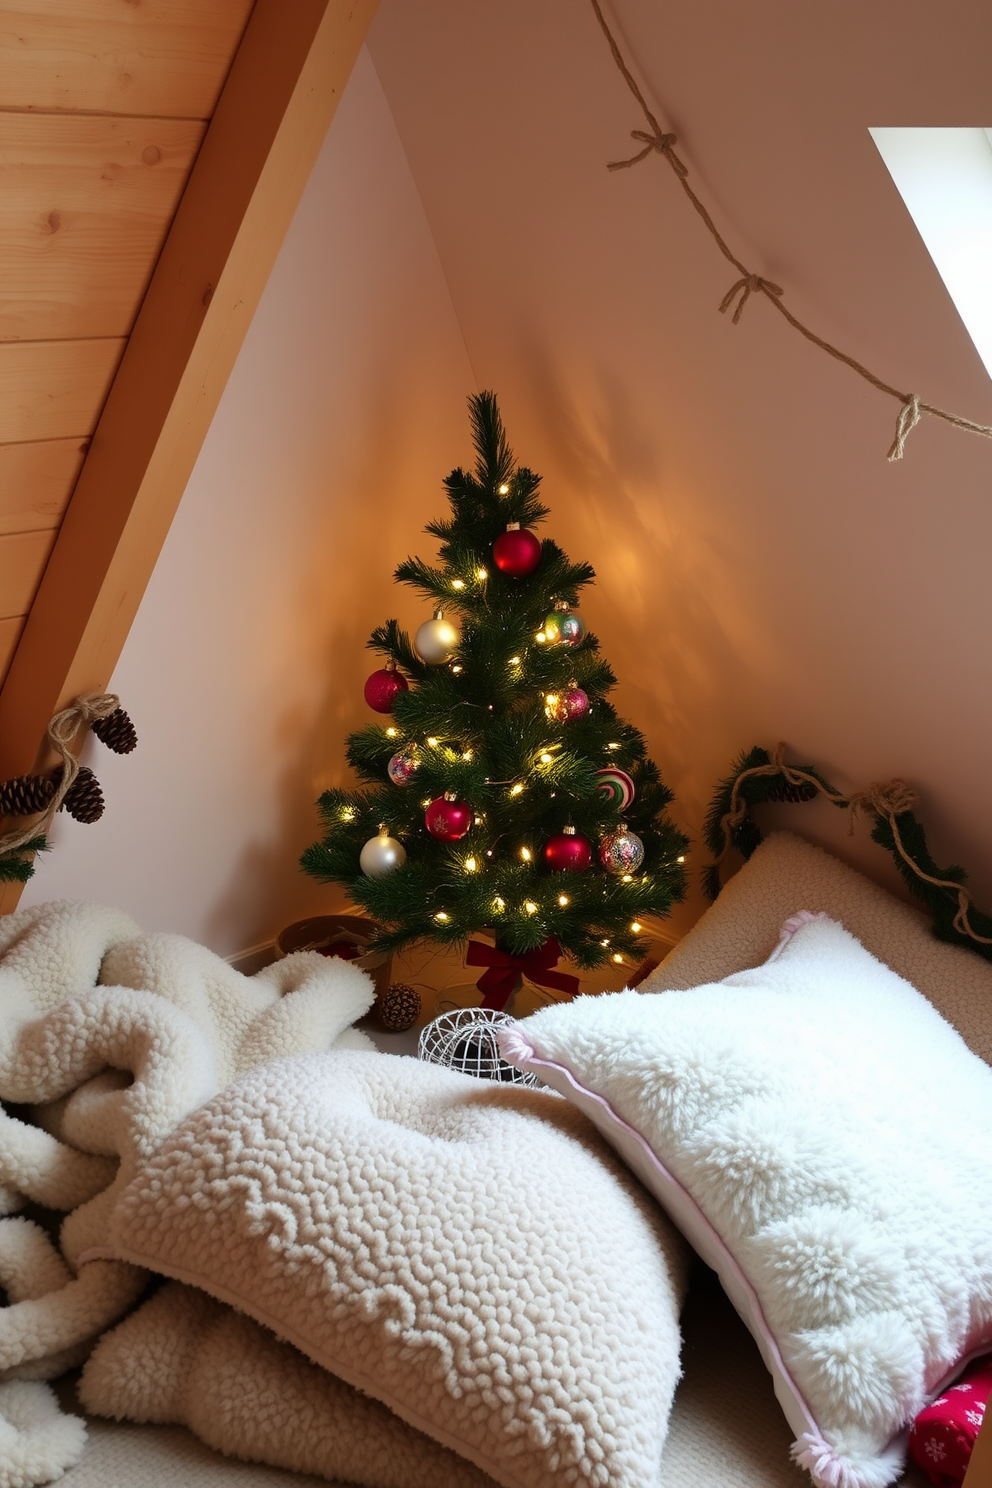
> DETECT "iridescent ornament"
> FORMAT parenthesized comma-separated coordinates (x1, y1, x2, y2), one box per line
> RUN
(543, 601, 586, 648)
(364, 663, 408, 714)
(415, 609, 461, 665)
(593, 767, 635, 810)
(544, 680, 589, 723)
(599, 823, 645, 875)
(543, 825, 592, 872)
(425, 792, 472, 841)
(493, 523, 543, 577)
(387, 744, 419, 787)
(359, 824, 407, 877)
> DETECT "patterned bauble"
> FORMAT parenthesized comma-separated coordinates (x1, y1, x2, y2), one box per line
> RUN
(415, 610, 461, 665)
(378, 982, 421, 1032)
(594, 767, 635, 811)
(387, 745, 419, 787)
(364, 664, 408, 714)
(425, 792, 472, 841)
(599, 823, 645, 875)
(545, 680, 588, 724)
(359, 825, 407, 877)
(492, 523, 542, 578)
(543, 825, 592, 873)
(543, 602, 586, 648)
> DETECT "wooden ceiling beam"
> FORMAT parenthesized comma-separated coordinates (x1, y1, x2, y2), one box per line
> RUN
(0, 0, 379, 907)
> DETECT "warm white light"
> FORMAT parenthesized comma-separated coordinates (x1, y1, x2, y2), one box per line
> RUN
(341, 809, 354, 821)
(524, 901, 538, 915)
(451, 579, 465, 590)
(498, 483, 510, 495)
(462, 750, 473, 760)
(421, 798, 432, 808)
(677, 855, 686, 864)
(508, 656, 521, 666)
(451, 665, 463, 674)
(622, 873, 633, 883)
(520, 846, 532, 861)
(427, 737, 439, 747)
(557, 894, 570, 907)
(539, 752, 553, 765)
(476, 568, 488, 581)
(386, 727, 398, 738)
(631, 921, 642, 933)
(606, 742, 620, 751)
(612, 953, 624, 964)
(465, 857, 478, 873)
(510, 783, 524, 796)
(600, 938, 610, 947)
(493, 896, 505, 911)
(434, 911, 449, 922)
(473, 815, 484, 826)
(535, 631, 547, 644)
(486, 850, 494, 858)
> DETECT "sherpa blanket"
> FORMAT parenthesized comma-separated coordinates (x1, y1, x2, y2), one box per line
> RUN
(0, 899, 376, 1486)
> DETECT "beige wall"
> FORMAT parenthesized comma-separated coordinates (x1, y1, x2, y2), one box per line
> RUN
(20, 48, 476, 953)
(367, 0, 992, 923)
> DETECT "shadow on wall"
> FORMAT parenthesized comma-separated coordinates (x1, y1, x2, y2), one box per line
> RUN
(202, 377, 475, 953)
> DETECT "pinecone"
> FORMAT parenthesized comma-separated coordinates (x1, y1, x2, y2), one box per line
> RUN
(58, 766, 105, 824)
(766, 778, 818, 803)
(378, 983, 421, 1033)
(0, 773, 56, 817)
(90, 706, 137, 755)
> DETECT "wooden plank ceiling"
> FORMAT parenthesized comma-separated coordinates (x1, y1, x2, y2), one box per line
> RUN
(0, 0, 256, 682)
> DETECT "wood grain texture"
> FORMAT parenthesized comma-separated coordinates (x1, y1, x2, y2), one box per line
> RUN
(0, 438, 87, 533)
(0, 0, 379, 852)
(0, 617, 24, 686)
(0, 337, 124, 443)
(0, 0, 255, 118)
(0, 113, 205, 340)
(0, 529, 56, 620)
(964, 1406, 992, 1488)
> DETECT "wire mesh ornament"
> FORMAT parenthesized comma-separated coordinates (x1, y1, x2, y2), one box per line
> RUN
(417, 1008, 538, 1086)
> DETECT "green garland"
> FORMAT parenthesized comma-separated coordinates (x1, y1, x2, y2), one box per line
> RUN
(703, 745, 992, 963)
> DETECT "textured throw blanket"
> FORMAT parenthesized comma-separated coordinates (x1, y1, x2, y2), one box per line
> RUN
(0, 899, 376, 1486)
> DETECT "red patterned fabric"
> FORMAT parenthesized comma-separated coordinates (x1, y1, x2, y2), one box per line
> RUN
(909, 1355, 992, 1487)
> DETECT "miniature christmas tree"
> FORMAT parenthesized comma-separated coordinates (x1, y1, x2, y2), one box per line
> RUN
(301, 392, 688, 997)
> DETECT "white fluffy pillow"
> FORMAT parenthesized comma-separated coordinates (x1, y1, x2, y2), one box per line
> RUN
(499, 912, 992, 1488)
(104, 1050, 688, 1488)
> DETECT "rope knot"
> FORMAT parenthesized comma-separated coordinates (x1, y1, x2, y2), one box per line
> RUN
(609, 127, 688, 176)
(719, 273, 785, 325)
(847, 778, 919, 827)
(886, 394, 922, 462)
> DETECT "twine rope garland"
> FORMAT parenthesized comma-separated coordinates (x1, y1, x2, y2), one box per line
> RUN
(715, 742, 992, 946)
(0, 693, 120, 863)
(589, 0, 992, 462)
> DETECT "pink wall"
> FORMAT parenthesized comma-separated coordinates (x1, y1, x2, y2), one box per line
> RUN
(21, 49, 477, 953)
(367, 0, 992, 924)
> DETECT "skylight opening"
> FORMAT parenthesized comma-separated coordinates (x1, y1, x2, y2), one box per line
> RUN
(870, 128, 992, 382)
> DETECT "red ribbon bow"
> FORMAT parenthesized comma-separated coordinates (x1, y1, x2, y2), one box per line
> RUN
(466, 936, 579, 1011)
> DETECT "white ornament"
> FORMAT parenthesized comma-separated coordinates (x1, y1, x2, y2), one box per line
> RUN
(415, 609, 461, 666)
(359, 825, 407, 877)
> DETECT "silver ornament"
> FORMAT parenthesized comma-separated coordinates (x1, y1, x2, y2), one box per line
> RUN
(360, 825, 407, 877)
(599, 823, 645, 875)
(415, 609, 461, 665)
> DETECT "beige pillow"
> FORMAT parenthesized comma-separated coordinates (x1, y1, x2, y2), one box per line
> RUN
(643, 831, 992, 1064)
(80, 1280, 496, 1487)
(104, 1051, 688, 1488)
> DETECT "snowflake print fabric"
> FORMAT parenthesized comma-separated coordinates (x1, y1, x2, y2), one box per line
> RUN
(909, 1354, 992, 1486)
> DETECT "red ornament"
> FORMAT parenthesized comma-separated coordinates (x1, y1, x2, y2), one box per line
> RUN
(545, 681, 589, 723)
(364, 666, 408, 714)
(493, 523, 542, 578)
(425, 792, 473, 841)
(543, 826, 592, 872)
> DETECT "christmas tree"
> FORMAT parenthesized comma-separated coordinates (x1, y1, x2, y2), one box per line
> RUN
(302, 393, 688, 994)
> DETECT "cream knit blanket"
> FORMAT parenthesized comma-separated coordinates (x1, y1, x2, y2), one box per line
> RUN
(0, 899, 376, 1487)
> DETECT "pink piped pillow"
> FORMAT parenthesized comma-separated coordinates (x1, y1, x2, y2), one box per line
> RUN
(499, 912, 992, 1488)
(909, 1355, 992, 1487)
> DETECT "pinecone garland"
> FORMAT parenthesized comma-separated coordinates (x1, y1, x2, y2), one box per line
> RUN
(90, 707, 137, 755)
(766, 778, 819, 803)
(59, 766, 105, 824)
(0, 773, 56, 817)
(378, 983, 421, 1032)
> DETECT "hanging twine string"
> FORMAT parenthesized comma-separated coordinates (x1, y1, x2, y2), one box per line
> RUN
(714, 743, 992, 946)
(589, 0, 992, 462)
(0, 693, 120, 863)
